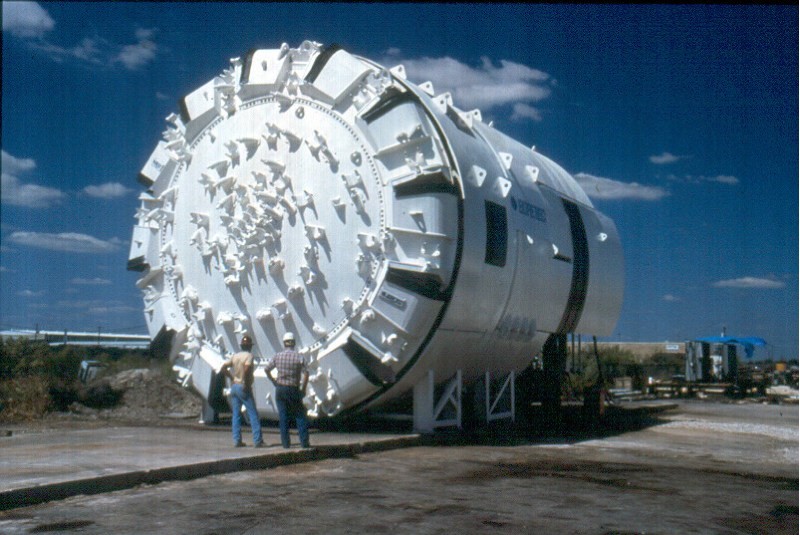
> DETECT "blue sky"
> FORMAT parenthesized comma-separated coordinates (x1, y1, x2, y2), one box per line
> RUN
(2, 3, 797, 359)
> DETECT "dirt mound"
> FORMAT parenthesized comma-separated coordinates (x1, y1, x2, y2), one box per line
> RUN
(62, 368, 204, 425)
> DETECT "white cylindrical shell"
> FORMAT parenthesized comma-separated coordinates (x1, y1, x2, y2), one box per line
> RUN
(129, 42, 624, 419)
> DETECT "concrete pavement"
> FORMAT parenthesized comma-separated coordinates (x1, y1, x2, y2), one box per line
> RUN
(0, 401, 679, 511)
(0, 423, 421, 510)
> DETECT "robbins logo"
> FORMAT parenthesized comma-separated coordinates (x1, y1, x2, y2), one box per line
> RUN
(379, 290, 407, 310)
(510, 195, 547, 222)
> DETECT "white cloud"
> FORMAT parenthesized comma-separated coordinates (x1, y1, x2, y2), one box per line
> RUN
(649, 152, 686, 165)
(8, 232, 123, 253)
(30, 37, 105, 66)
(0, 266, 12, 273)
(2, 150, 36, 174)
(83, 182, 133, 199)
(87, 305, 140, 315)
(574, 172, 670, 201)
(707, 175, 739, 185)
(116, 29, 158, 70)
(135, 28, 155, 41)
(21, 20, 159, 71)
(18, 289, 44, 297)
(70, 277, 112, 285)
(667, 174, 740, 185)
(1, 174, 65, 208)
(2, 1, 54, 38)
(662, 294, 681, 302)
(51, 299, 139, 316)
(712, 277, 785, 289)
(383, 51, 552, 112)
(510, 103, 543, 122)
(1, 150, 65, 208)
(156, 91, 170, 101)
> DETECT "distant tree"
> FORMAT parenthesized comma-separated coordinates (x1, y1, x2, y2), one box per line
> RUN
(650, 352, 685, 375)
(570, 345, 648, 390)
(1, 337, 51, 378)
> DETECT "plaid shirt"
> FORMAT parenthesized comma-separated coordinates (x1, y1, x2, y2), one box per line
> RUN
(265, 349, 307, 387)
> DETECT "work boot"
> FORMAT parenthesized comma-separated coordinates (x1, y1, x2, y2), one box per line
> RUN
(234, 441, 246, 448)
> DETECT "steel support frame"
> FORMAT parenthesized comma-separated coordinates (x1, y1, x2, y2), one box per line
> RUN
(413, 369, 462, 433)
(485, 370, 515, 423)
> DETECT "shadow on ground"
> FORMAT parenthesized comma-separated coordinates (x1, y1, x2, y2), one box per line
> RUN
(313, 403, 675, 448)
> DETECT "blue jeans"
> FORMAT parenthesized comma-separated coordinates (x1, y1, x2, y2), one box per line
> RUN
(275, 385, 310, 448)
(231, 383, 262, 445)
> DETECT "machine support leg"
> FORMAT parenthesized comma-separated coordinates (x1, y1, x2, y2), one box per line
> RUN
(542, 333, 568, 432)
(413, 370, 462, 434)
(199, 400, 218, 425)
(413, 371, 434, 434)
(485, 370, 515, 423)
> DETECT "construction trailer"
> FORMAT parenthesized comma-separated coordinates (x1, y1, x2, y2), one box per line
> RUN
(685, 336, 767, 383)
(651, 336, 768, 398)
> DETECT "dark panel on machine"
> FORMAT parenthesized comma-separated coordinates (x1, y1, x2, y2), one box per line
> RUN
(557, 199, 589, 334)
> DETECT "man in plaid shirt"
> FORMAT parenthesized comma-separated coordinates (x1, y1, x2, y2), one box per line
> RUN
(265, 332, 310, 448)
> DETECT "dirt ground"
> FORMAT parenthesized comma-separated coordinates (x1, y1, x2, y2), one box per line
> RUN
(0, 400, 796, 534)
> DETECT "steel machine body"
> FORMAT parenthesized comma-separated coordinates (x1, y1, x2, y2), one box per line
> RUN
(128, 42, 624, 423)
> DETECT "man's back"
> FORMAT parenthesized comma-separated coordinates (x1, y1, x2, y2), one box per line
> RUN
(267, 349, 305, 387)
(229, 351, 253, 385)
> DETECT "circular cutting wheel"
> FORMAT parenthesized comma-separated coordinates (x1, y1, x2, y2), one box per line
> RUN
(130, 42, 461, 417)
